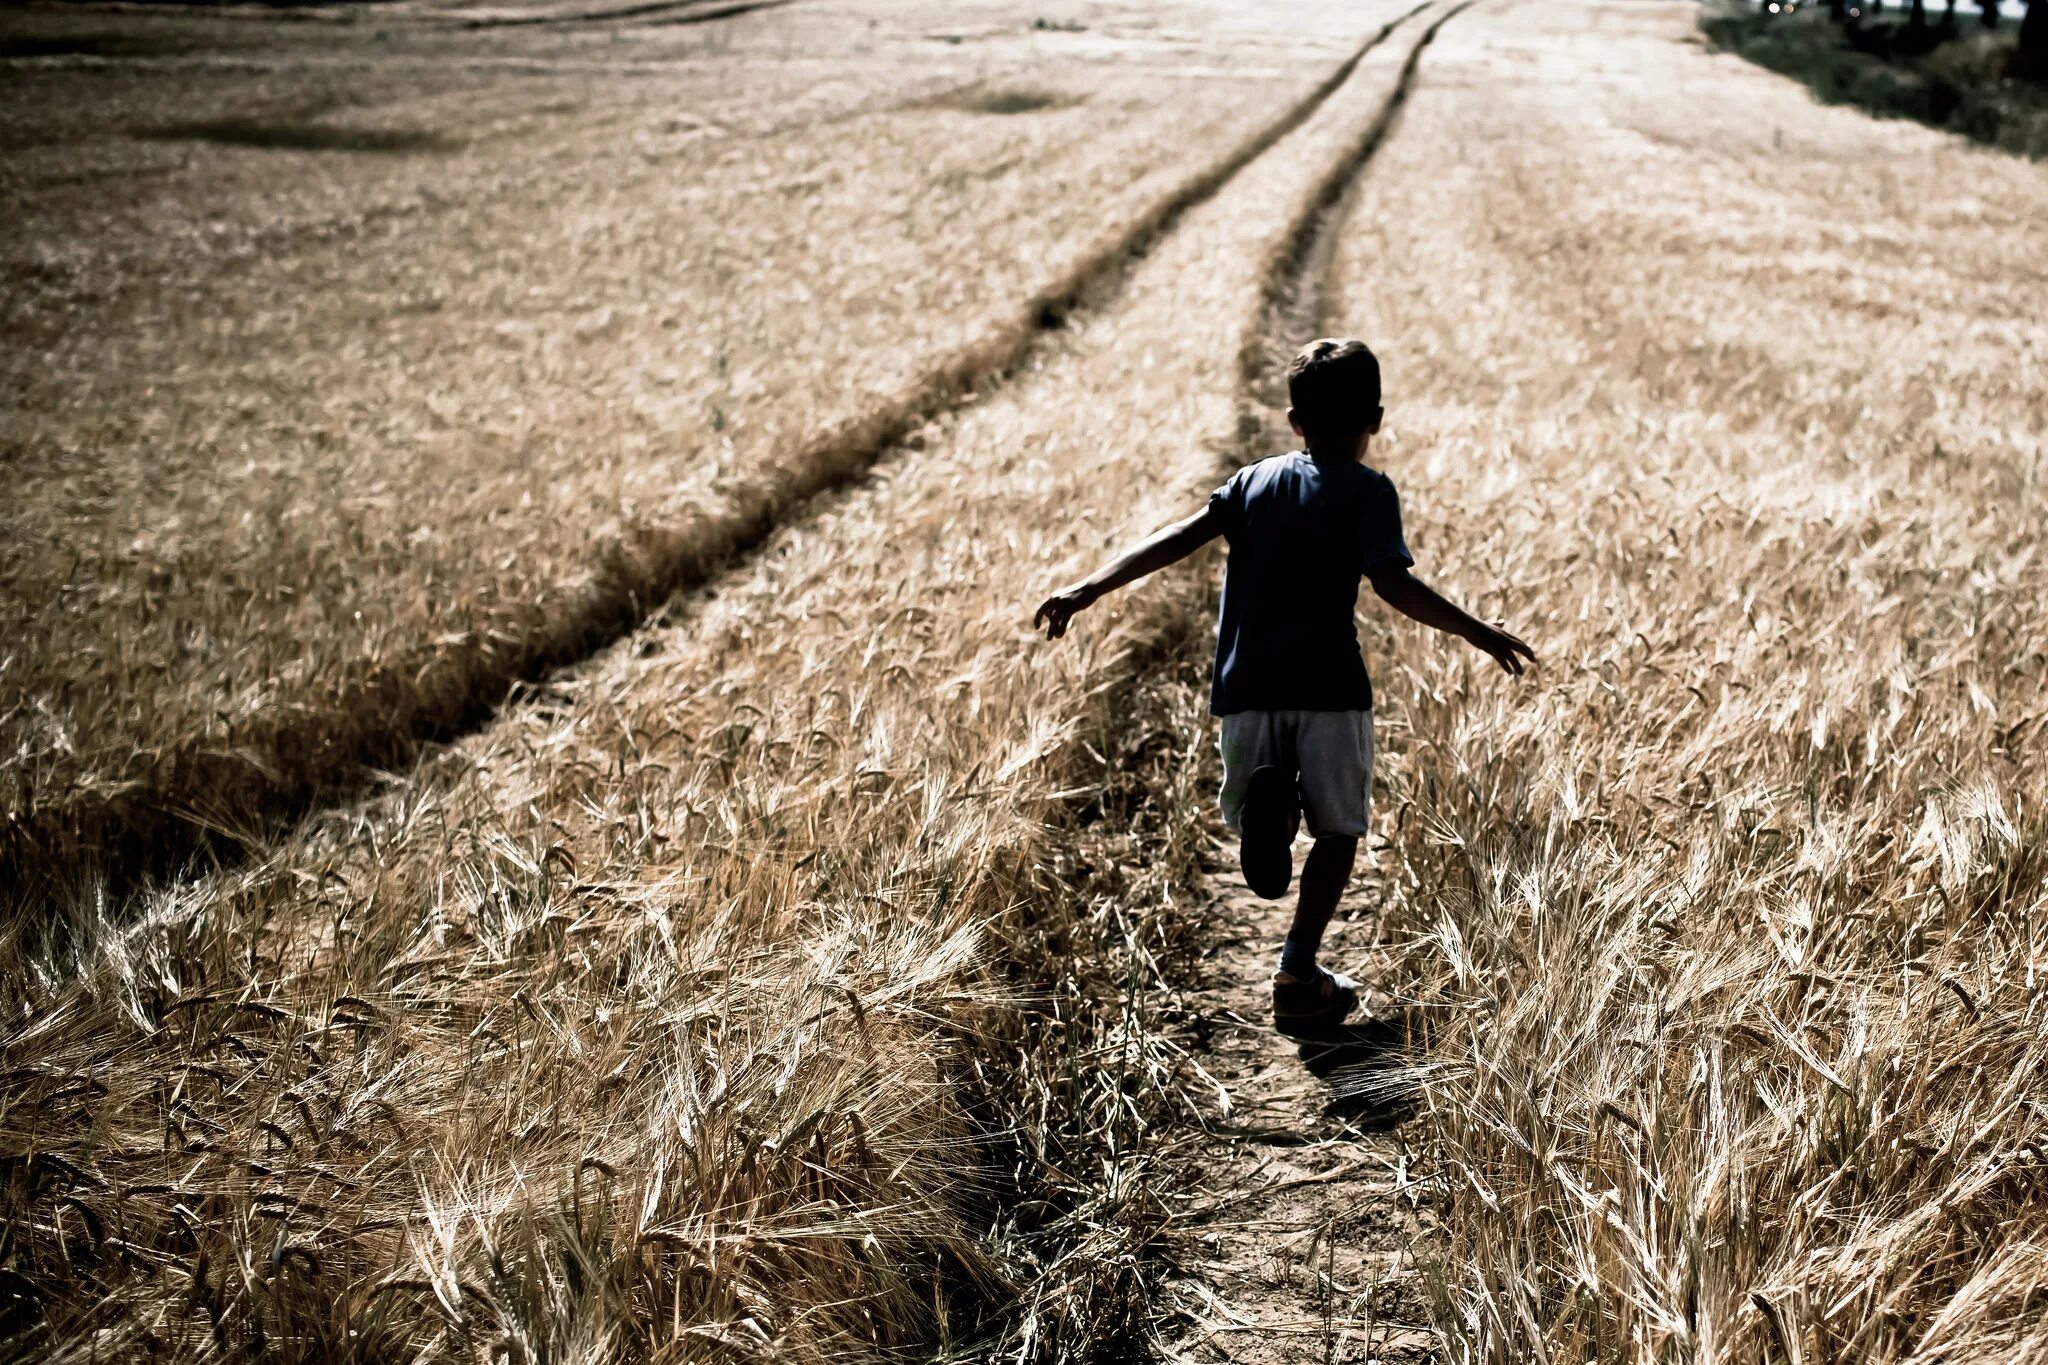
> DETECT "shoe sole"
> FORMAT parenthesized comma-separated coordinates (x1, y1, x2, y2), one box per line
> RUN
(1239, 765, 1297, 900)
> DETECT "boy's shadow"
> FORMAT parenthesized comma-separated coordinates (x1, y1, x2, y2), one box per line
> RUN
(1281, 1008, 1436, 1131)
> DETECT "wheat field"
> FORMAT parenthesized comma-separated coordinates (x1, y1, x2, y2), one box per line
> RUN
(4, 0, 2045, 1359)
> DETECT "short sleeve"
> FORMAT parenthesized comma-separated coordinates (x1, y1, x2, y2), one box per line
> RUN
(1359, 476, 1413, 573)
(1207, 468, 1248, 540)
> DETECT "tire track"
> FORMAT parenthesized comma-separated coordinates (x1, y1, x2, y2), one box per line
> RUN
(450, 0, 796, 32)
(2, 8, 1426, 904)
(1242, 0, 1478, 438)
(1154, 5, 1476, 1360)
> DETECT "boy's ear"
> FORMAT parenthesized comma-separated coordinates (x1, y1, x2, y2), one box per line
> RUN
(1366, 405, 1384, 436)
(1286, 408, 1304, 439)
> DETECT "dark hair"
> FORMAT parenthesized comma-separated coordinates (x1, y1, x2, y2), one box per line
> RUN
(1286, 338, 1381, 444)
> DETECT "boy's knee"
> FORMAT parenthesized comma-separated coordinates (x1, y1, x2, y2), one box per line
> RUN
(1311, 833, 1359, 855)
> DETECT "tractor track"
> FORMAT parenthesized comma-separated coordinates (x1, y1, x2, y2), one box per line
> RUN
(1153, 5, 1477, 1360)
(4, 0, 793, 31)
(4, 7, 1425, 904)
(450, 0, 796, 33)
(1241, 0, 1478, 440)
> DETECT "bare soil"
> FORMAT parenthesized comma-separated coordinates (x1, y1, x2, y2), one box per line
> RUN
(1155, 874, 1436, 1365)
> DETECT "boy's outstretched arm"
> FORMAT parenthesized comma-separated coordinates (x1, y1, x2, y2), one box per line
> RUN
(1367, 564, 1536, 675)
(1034, 504, 1226, 640)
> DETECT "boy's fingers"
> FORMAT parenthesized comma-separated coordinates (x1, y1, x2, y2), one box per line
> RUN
(1491, 627, 1536, 664)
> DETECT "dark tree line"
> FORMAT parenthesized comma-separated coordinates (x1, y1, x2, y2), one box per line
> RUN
(1803, 0, 2048, 72)
(2025, 0, 2048, 70)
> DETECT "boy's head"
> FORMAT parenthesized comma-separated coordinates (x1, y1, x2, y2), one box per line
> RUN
(1286, 338, 1383, 457)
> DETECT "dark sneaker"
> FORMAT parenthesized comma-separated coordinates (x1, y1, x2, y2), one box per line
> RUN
(1272, 968, 1361, 1036)
(1238, 764, 1300, 900)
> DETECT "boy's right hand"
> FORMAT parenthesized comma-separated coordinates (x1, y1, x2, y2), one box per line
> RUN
(1033, 583, 1098, 640)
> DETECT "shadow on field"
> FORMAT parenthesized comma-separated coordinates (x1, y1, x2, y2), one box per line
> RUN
(2, 33, 201, 58)
(931, 86, 1074, 116)
(1292, 1010, 1433, 1130)
(136, 116, 459, 152)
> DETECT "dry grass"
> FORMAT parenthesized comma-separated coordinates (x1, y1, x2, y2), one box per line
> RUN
(0, 0, 1312, 885)
(0, 2, 1429, 1357)
(1329, 3, 2048, 1358)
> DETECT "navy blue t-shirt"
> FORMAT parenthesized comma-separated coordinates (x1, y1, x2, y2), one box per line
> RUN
(1206, 451, 1412, 716)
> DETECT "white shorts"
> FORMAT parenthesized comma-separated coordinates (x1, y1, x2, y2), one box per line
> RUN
(1218, 709, 1374, 839)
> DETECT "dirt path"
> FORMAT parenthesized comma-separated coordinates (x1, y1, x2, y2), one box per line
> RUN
(1156, 872, 1434, 1364)
(1152, 9, 1471, 1359)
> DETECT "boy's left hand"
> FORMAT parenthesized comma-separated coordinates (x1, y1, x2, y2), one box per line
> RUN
(1468, 621, 1537, 676)
(1033, 583, 1098, 640)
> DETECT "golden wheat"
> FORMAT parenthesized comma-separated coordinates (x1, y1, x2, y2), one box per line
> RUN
(9, 0, 2041, 1356)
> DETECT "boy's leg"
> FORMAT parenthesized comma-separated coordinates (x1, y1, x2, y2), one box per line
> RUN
(1219, 711, 1300, 900)
(1272, 711, 1372, 1024)
(1277, 835, 1358, 981)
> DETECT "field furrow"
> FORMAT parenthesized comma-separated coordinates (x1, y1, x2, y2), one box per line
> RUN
(0, 4, 1437, 1357)
(1151, 10, 1475, 1357)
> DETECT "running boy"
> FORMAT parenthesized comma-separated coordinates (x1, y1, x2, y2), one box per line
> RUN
(1033, 339, 1534, 1032)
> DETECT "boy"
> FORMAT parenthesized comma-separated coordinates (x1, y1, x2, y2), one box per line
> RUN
(1033, 339, 1534, 1033)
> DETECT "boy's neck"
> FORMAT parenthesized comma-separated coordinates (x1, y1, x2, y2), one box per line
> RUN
(1304, 435, 1369, 465)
